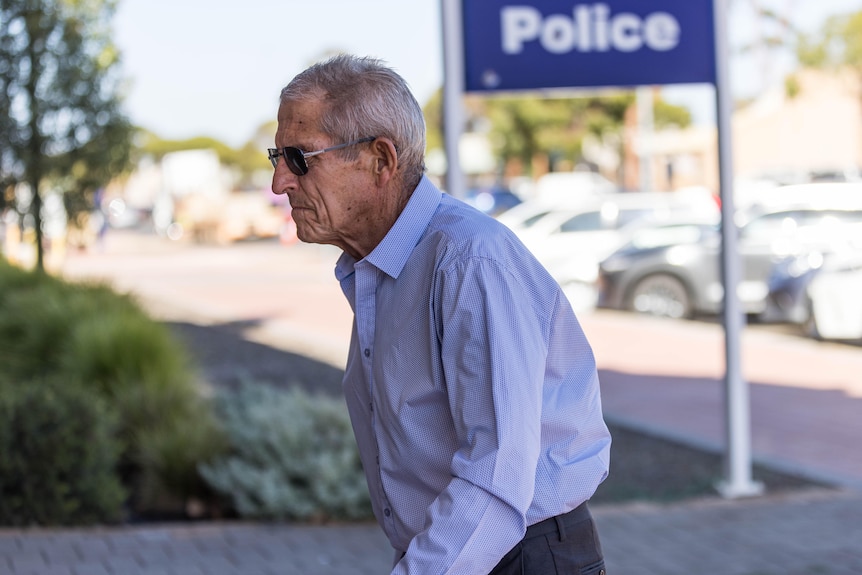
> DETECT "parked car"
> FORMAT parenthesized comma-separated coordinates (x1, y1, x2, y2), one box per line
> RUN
(496, 173, 622, 232)
(496, 200, 558, 232)
(806, 253, 862, 340)
(766, 247, 862, 340)
(531, 170, 619, 203)
(597, 222, 716, 318)
(764, 251, 826, 326)
(514, 188, 719, 284)
(463, 185, 523, 217)
(496, 192, 606, 234)
(597, 205, 862, 319)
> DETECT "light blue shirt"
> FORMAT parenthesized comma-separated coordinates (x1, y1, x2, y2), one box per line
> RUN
(335, 176, 611, 575)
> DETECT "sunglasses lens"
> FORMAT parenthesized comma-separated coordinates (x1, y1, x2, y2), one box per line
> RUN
(268, 148, 307, 175)
(284, 148, 308, 176)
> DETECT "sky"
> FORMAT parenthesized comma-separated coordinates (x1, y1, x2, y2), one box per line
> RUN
(113, 0, 861, 148)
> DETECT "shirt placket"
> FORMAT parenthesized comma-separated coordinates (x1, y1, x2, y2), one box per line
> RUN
(353, 262, 396, 532)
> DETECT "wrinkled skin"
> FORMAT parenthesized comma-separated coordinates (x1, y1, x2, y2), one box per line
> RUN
(271, 98, 405, 260)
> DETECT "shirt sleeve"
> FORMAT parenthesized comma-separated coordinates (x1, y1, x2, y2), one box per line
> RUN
(392, 254, 550, 575)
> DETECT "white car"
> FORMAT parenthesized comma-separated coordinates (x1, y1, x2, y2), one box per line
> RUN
(807, 253, 862, 340)
(515, 189, 719, 282)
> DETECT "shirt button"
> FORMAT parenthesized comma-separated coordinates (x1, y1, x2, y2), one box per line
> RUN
(384, 508, 391, 517)
(364, 348, 370, 357)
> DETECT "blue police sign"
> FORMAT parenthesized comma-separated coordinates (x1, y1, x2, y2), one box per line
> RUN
(462, 0, 716, 92)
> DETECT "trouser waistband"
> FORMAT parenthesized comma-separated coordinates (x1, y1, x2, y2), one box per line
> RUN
(523, 501, 592, 541)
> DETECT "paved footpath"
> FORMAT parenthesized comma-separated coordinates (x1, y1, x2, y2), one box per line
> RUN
(2, 488, 860, 575)
(3, 232, 860, 575)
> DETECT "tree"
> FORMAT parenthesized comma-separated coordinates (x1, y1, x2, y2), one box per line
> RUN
(797, 10, 862, 77)
(423, 89, 690, 179)
(0, 0, 133, 270)
(733, 5, 862, 100)
(136, 130, 272, 189)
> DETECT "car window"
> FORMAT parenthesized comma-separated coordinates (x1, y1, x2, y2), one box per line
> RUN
(521, 210, 554, 228)
(557, 206, 658, 233)
(742, 211, 801, 240)
(810, 210, 862, 225)
(559, 211, 604, 233)
(616, 208, 657, 228)
(630, 225, 708, 249)
(743, 209, 862, 240)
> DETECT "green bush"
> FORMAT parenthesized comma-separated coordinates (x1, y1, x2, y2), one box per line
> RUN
(59, 306, 200, 443)
(0, 379, 126, 526)
(0, 271, 74, 378)
(0, 261, 221, 519)
(200, 383, 372, 522)
(134, 405, 227, 517)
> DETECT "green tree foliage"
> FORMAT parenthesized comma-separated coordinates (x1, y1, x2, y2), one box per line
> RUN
(424, 89, 690, 177)
(136, 129, 272, 188)
(738, 7, 862, 97)
(796, 10, 862, 77)
(0, 0, 133, 270)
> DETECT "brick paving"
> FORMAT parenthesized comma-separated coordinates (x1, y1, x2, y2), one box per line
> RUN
(2, 488, 860, 575)
(2, 231, 860, 575)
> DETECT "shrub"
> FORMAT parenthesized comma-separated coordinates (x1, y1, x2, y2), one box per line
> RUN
(59, 307, 201, 443)
(200, 383, 372, 522)
(0, 273, 75, 378)
(0, 379, 125, 526)
(0, 262, 220, 518)
(134, 404, 228, 518)
(0, 269, 144, 381)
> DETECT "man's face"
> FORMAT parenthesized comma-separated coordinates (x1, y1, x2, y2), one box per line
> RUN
(272, 99, 375, 249)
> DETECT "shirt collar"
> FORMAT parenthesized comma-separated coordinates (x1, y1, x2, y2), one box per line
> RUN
(336, 175, 442, 281)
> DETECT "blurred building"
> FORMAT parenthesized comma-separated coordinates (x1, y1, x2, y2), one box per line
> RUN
(733, 68, 862, 182)
(624, 67, 862, 195)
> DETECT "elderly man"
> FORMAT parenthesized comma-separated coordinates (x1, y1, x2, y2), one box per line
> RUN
(269, 54, 611, 575)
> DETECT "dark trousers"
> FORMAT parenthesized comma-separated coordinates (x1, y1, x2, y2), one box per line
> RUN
(488, 502, 606, 575)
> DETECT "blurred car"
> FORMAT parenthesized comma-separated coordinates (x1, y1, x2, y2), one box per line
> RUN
(496, 199, 558, 232)
(764, 251, 826, 326)
(514, 188, 719, 284)
(597, 222, 716, 318)
(531, 170, 619, 203)
(463, 186, 523, 217)
(495, 171, 628, 231)
(767, 248, 862, 340)
(807, 167, 862, 183)
(597, 206, 862, 319)
(496, 190, 611, 233)
(806, 253, 862, 340)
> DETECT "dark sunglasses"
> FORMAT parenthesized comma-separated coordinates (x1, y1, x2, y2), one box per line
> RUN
(267, 136, 376, 175)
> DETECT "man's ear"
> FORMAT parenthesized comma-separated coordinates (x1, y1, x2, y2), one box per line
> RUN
(370, 137, 399, 185)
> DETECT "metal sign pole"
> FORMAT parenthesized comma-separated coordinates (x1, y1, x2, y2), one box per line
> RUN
(713, 0, 764, 499)
(441, 0, 467, 199)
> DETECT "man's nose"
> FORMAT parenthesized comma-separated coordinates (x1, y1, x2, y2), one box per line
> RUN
(271, 162, 297, 195)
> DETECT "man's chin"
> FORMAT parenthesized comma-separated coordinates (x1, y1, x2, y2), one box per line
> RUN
(295, 227, 331, 247)
(295, 229, 316, 244)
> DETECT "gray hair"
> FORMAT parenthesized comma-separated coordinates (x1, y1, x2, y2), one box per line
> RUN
(280, 54, 426, 188)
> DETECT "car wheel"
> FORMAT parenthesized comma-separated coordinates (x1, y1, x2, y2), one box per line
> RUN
(628, 274, 692, 319)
